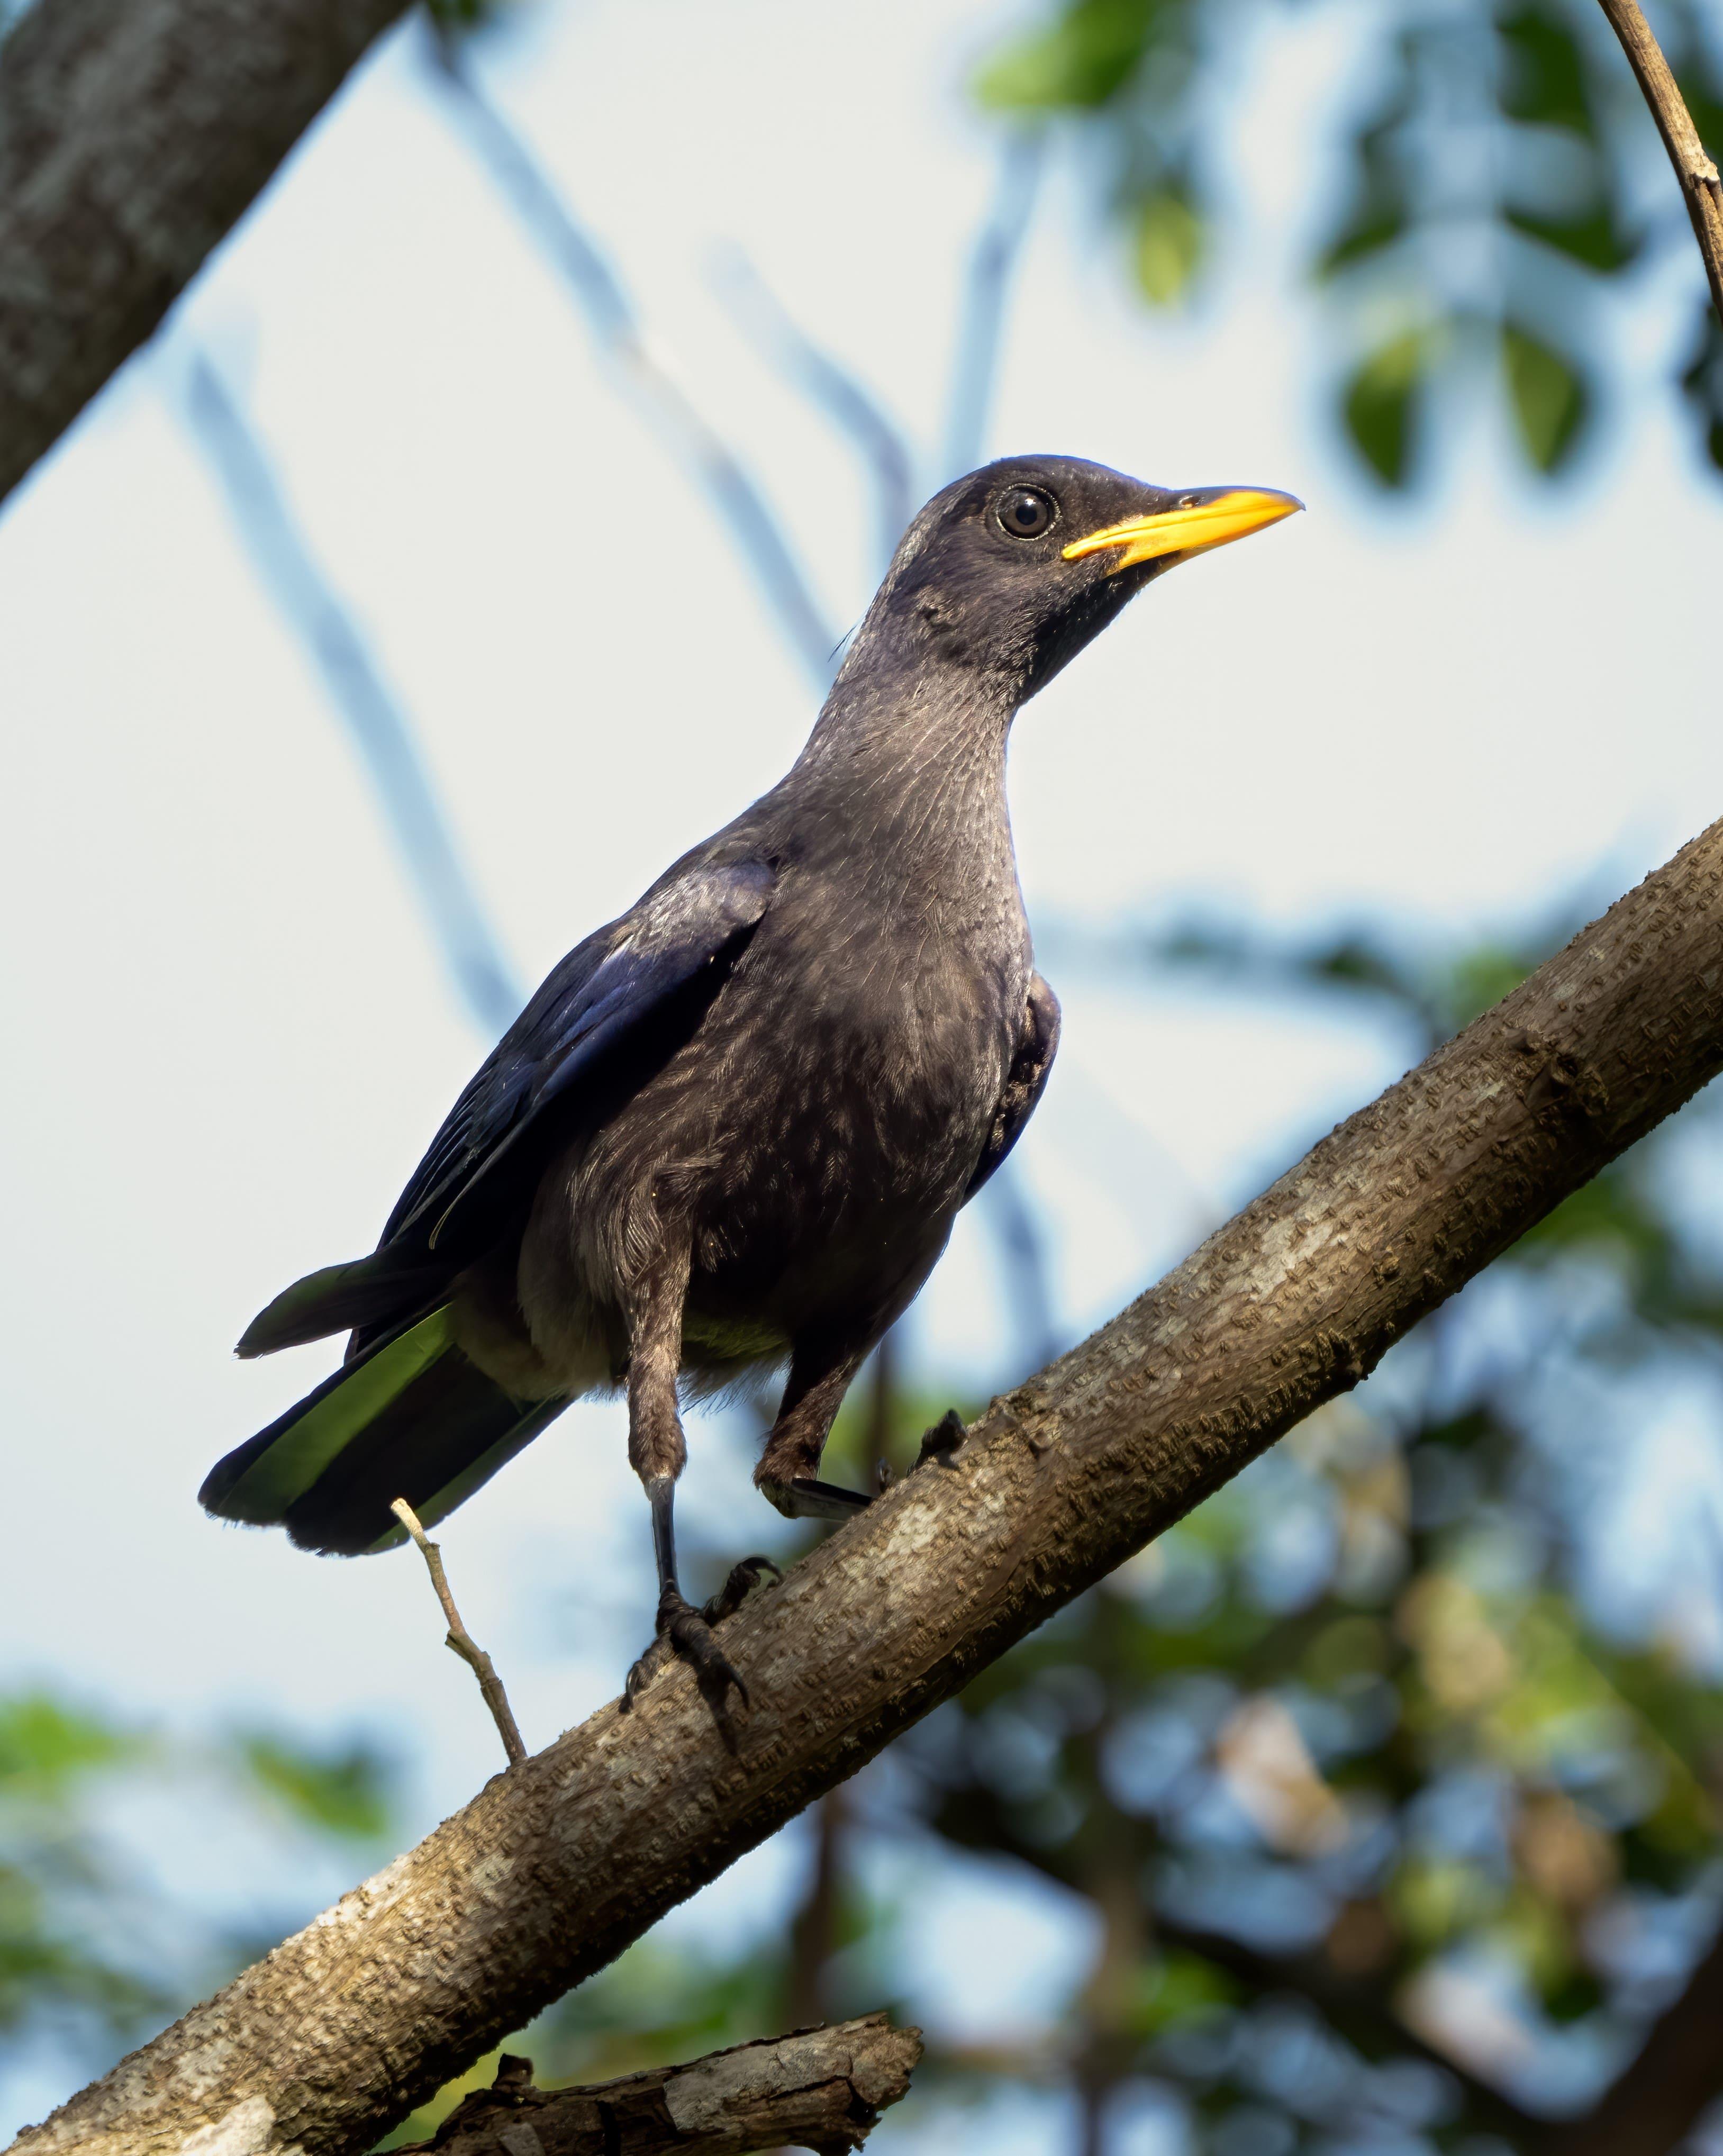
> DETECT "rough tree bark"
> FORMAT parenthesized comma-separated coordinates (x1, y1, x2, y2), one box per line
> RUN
(14, 818, 1723, 2156)
(393, 2016, 920, 2156)
(0, 0, 412, 506)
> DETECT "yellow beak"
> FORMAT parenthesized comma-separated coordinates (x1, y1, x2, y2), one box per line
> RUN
(1061, 486, 1303, 573)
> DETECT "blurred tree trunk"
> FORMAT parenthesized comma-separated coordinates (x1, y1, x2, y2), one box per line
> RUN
(0, 0, 411, 505)
(784, 1784, 847, 2030)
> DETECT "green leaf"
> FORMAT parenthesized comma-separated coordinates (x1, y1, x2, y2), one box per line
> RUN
(0, 1695, 138, 1799)
(237, 1735, 394, 1841)
(1680, 300, 1723, 476)
(1316, 41, 1420, 284)
(1319, 200, 1408, 280)
(1131, 186, 1202, 304)
(1341, 329, 1434, 487)
(1130, 1947, 1237, 2033)
(1443, 943, 1535, 1028)
(1497, 3, 1597, 139)
(1502, 322, 1589, 470)
(1318, 94, 1415, 281)
(976, 0, 1168, 112)
(1504, 201, 1640, 272)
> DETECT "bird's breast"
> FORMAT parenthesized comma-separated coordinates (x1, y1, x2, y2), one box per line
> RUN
(682, 914, 1029, 1263)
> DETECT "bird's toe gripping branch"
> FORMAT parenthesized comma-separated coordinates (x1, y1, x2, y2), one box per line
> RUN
(623, 1557, 782, 1716)
(914, 1409, 966, 1471)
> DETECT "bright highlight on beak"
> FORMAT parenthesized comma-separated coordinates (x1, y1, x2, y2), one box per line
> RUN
(1062, 486, 1303, 574)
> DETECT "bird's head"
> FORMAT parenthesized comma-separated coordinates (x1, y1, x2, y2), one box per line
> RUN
(849, 454, 1302, 708)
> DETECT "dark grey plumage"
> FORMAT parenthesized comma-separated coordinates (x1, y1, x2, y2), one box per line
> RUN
(202, 454, 1300, 1700)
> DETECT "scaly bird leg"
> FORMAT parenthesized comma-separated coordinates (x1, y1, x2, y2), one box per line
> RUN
(755, 1338, 875, 1521)
(621, 1243, 776, 1714)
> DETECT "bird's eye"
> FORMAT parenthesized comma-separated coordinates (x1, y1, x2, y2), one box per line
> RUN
(999, 486, 1056, 539)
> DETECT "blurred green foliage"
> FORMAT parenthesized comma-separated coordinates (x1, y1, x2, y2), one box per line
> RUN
(978, 0, 1723, 486)
(880, 906, 1723, 2148)
(0, 1695, 394, 2082)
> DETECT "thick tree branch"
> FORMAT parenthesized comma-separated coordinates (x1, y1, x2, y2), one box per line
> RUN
(17, 819, 1723, 2156)
(0, 0, 410, 508)
(1596, 0, 1723, 333)
(394, 2015, 920, 2156)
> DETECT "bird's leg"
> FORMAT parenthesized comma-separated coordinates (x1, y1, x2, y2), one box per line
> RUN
(755, 1340, 875, 1522)
(622, 1246, 774, 1713)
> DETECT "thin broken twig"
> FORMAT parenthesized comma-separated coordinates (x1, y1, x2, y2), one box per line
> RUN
(1595, 0, 1723, 332)
(391, 1498, 526, 1767)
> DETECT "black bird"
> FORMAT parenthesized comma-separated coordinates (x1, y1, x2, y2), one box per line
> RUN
(202, 456, 1300, 1701)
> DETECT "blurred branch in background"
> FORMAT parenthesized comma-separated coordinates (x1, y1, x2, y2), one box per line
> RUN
(392, 2013, 921, 2156)
(423, 22, 840, 690)
(706, 244, 915, 576)
(942, 131, 1049, 482)
(175, 349, 523, 1037)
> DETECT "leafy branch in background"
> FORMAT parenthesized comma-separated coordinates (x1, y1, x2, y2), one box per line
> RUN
(891, 903, 1723, 2151)
(980, 0, 1723, 484)
(0, 1693, 394, 2080)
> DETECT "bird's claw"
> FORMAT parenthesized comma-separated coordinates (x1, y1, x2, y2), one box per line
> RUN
(621, 1560, 778, 1711)
(915, 1408, 966, 1471)
(757, 1474, 873, 1521)
(701, 1553, 781, 1625)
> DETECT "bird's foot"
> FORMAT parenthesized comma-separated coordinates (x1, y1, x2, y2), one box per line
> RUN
(914, 1408, 966, 1471)
(622, 1556, 780, 1713)
(757, 1475, 874, 1522)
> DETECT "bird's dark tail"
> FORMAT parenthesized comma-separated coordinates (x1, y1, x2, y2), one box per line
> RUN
(201, 1308, 572, 1556)
(235, 1250, 450, 1358)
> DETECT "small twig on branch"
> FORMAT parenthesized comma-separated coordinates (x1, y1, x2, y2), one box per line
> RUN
(178, 348, 523, 1038)
(423, 26, 839, 689)
(25, 818, 1723, 2156)
(391, 1498, 526, 1768)
(393, 2014, 920, 2156)
(1595, 0, 1723, 331)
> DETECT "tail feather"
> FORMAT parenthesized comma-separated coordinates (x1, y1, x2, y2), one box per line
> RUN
(236, 1252, 450, 1360)
(202, 1309, 571, 1556)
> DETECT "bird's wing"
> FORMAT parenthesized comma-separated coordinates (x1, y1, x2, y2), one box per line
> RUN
(385, 858, 775, 1254)
(966, 971, 1060, 1200)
